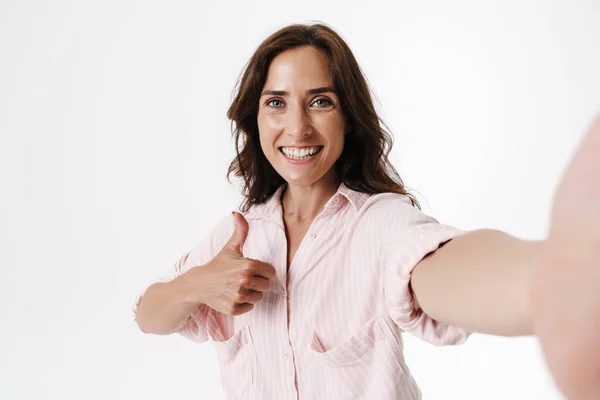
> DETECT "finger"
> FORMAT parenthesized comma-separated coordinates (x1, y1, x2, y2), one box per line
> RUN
(231, 302, 254, 316)
(250, 260, 277, 280)
(237, 289, 264, 305)
(226, 212, 249, 256)
(243, 276, 270, 292)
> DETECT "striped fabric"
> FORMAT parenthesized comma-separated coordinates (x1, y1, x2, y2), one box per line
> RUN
(134, 182, 470, 399)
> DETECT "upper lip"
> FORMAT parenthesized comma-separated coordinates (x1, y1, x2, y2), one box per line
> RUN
(278, 145, 323, 149)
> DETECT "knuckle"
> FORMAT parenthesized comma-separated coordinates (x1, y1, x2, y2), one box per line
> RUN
(234, 280, 246, 292)
(239, 277, 251, 288)
(233, 303, 253, 316)
(243, 259, 257, 271)
(232, 291, 244, 303)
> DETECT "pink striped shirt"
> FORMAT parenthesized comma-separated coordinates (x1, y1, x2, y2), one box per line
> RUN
(135, 182, 470, 399)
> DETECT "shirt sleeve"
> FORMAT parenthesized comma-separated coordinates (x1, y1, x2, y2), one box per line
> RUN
(382, 201, 471, 346)
(133, 214, 235, 343)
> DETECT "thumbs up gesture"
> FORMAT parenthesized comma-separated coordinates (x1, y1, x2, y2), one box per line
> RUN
(195, 212, 277, 316)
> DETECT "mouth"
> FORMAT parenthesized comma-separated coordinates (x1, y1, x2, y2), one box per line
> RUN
(278, 145, 324, 162)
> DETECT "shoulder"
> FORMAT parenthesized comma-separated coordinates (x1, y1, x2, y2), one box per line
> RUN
(200, 213, 236, 253)
(212, 212, 236, 234)
(359, 192, 435, 224)
(362, 192, 414, 209)
(342, 192, 440, 242)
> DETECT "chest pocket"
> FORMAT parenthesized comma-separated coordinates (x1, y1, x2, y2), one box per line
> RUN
(309, 315, 410, 399)
(212, 325, 257, 398)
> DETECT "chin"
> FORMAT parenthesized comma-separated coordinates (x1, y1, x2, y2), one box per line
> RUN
(282, 176, 318, 187)
(282, 170, 335, 188)
(272, 158, 338, 188)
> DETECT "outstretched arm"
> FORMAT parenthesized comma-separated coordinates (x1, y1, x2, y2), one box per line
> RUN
(411, 112, 600, 399)
(410, 229, 541, 336)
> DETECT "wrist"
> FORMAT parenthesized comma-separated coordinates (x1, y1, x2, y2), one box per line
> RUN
(175, 266, 210, 307)
(529, 240, 570, 324)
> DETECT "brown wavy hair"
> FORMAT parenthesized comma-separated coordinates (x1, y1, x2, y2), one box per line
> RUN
(227, 23, 420, 212)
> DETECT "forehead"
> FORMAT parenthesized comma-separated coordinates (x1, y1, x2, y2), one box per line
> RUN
(263, 46, 333, 89)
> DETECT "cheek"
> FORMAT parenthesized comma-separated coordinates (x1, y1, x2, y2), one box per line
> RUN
(257, 115, 281, 146)
(257, 119, 272, 153)
(315, 116, 345, 150)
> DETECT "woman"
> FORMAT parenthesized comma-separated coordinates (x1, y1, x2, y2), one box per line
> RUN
(134, 23, 600, 399)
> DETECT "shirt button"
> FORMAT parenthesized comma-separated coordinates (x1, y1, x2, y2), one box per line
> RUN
(333, 197, 339, 203)
(310, 233, 316, 239)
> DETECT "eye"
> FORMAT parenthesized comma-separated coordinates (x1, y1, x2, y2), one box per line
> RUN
(266, 99, 285, 108)
(312, 97, 332, 107)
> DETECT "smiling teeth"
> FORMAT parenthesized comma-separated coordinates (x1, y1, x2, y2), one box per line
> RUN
(281, 147, 321, 159)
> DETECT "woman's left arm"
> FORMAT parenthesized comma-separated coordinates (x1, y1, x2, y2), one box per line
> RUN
(410, 228, 542, 336)
(412, 111, 600, 399)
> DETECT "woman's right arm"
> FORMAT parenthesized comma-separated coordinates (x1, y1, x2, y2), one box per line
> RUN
(134, 267, 207, 335)
(134, 212, 276, 336)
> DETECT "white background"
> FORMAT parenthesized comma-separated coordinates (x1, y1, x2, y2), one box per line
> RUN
(2, 0, 599, 399)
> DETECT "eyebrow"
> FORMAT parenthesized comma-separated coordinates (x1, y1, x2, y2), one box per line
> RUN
(260, 87, 336, 97)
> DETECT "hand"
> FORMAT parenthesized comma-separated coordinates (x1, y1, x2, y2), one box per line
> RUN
(189, 212, 277, 316)
(531, 112, 600, 399)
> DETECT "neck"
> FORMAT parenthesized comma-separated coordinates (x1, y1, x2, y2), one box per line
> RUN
(281, 173, 340, 223)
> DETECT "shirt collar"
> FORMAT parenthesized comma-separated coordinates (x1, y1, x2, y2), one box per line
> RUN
(244, 182, 370, 220)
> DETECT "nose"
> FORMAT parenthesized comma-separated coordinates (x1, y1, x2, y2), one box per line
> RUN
(285, 104, 313, 139)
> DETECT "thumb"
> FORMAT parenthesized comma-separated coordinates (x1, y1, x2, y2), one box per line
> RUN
(226, 211, 249, 256)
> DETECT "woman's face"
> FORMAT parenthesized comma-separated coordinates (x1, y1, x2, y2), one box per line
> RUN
(257, 46, 346, 188)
